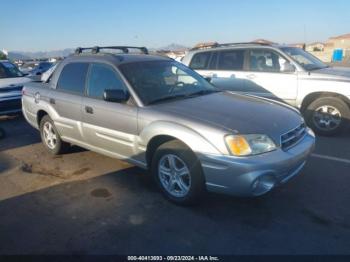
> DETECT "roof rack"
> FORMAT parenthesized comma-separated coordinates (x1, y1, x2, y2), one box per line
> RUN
(74, 46, 149, 55)
(190, 42, 271, 51)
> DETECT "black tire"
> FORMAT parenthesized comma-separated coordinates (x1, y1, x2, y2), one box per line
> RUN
(151, 140, 205, 205)
(304, 97, 350, 136)
(39, 115, 69, 155)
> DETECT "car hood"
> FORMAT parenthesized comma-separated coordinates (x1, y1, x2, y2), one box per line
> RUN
(0, 77, 32, 88)
(0, 77, 31, 99)
(155, 92, 304, 143)
(309, 67, 350, 81)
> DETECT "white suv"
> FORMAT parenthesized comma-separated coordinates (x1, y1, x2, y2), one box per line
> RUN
(182, 43, 350, 136)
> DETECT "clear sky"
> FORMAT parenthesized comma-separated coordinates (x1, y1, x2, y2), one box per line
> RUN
(1, 0, 350, 52)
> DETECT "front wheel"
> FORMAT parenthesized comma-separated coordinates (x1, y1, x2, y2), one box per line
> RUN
(151, 140, 205, 205)
(305, 97, 350, 136)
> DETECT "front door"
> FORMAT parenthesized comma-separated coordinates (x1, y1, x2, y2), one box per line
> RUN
(82, 63, 138, 159)
(243, 48, 298, 105)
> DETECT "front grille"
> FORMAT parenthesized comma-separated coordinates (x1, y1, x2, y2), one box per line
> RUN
(281, 123, 306, 150)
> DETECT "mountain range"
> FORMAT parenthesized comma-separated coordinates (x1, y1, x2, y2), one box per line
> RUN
(8, 48, 75, 60)
(8, 43, 189, 60)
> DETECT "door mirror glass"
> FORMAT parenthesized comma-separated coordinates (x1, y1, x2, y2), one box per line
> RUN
(103, 89, 129, 103)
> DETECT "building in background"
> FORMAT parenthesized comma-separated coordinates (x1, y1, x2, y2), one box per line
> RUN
(306, 42, 325, 52)
(0, 49, 8, 60)
(326, 33, 350, 50)
(305, 33, 350, 63)
(289, 43, 306, 49)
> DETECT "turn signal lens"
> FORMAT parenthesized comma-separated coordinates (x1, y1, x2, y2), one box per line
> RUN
(225, 135, 252, 156)
(225, 134, 276, 156)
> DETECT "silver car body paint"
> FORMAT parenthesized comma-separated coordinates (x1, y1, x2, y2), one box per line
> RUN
(22, 53, 315, 196)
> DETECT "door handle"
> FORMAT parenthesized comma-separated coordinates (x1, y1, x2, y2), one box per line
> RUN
(49, 98, 55, 105)
(85, 106, 94, 114)
(246, 74, 256, 80)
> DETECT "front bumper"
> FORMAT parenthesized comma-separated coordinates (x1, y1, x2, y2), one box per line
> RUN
(198, 129, 315, 196)
(0, 96, 22, 116)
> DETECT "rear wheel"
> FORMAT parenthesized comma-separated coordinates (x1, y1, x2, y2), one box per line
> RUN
(151, 140, 205, 205)
(305, 97, 350, 136)
(40, 115, 69, 155)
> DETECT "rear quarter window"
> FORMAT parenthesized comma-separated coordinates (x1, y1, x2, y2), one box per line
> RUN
(57, 63, 89, 94)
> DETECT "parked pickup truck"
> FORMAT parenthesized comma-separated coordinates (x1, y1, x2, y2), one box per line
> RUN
(0, 60, 32, 116)
(22, 46, 315, 204)
(182, 42, 350, 136)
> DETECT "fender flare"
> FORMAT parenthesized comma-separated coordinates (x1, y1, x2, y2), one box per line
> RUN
(139, 120, 222, 155)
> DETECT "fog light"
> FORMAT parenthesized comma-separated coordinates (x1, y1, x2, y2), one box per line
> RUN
(252, 175, 276, 196)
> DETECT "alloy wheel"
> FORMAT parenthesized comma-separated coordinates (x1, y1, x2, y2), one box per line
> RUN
(158, 154, 191, 198)
(313, 105, 342, 131)
(42, 122, 57, 149)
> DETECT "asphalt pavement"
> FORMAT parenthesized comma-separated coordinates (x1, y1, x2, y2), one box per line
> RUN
(0, 116, 349, 255)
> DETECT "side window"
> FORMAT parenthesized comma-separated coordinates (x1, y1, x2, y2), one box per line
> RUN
(217, 50, 244, 70)
(87, 63, 126, 99)
(189, 52, 211, 70)
(249, 49, 288, 73)
(57, 63, 89, 94)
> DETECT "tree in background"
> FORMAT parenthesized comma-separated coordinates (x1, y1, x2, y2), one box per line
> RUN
(0, 50, 8, 60)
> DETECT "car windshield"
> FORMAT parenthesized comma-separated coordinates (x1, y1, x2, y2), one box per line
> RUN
(119, 60, 218, 105)
(0, 62, 24, 78)
(281, 47, 328, 71)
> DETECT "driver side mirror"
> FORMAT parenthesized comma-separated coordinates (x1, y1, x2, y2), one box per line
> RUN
(282, 62, 296, 73)
(103, 89, 130, 103)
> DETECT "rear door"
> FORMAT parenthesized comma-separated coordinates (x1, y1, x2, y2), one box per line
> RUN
(243, 48, 298, 105)
(190, 49, 248, 92)
(210, 49, 248, 92)
(51, 62, 89, 142)
(82, 63, 138, 159)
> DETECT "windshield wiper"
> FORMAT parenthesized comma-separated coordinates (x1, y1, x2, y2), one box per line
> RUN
(148, 94, 189, 105)
(186, 89, 221, 98)
(148, 90, 221, 105)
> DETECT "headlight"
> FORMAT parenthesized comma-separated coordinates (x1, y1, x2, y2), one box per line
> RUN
(225, 134, 276, 156)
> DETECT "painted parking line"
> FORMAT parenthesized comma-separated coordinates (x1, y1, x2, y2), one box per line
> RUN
(311, 153, 350, 164)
